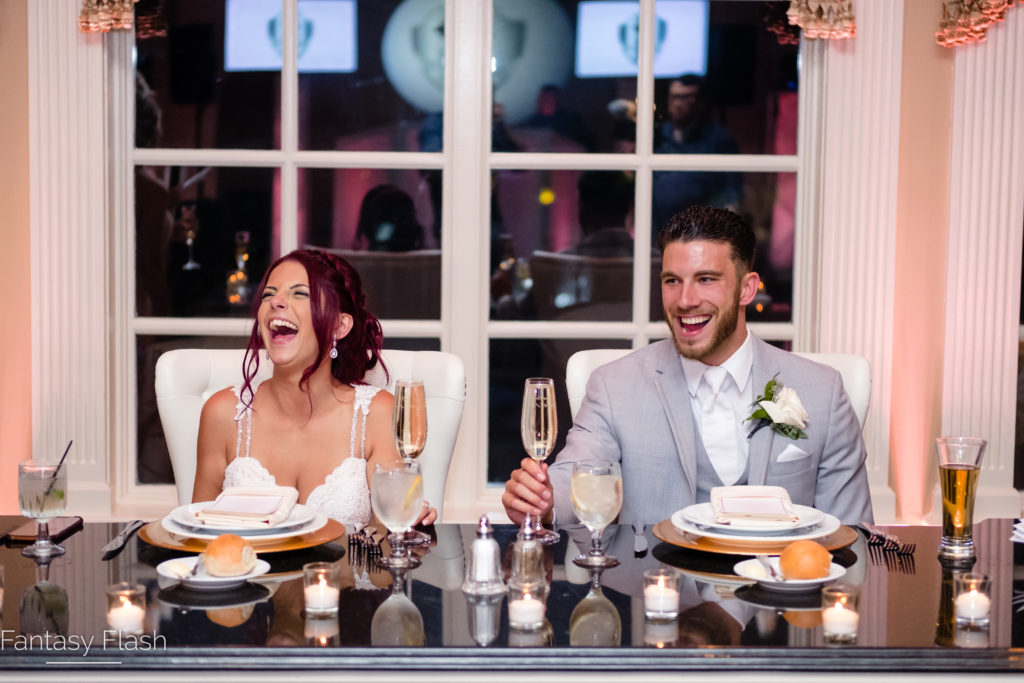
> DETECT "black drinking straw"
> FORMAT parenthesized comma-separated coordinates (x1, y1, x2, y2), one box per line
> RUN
(43, 440, 73, 496)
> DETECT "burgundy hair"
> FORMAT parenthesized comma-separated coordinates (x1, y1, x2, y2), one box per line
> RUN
(239, 249, 387, 410)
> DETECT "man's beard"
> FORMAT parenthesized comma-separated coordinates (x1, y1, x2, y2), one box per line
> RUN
(666, 293, 740, 362)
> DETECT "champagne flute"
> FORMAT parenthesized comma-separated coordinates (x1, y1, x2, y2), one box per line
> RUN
(371, 460, 424, 569)
(18, 460, 68, 559)
(570, 461, 622, 568)
(392, 380, 430, 545)
(520, 378, 560, 545)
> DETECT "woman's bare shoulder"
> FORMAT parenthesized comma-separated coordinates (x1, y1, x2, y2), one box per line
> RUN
(201, 387, 241, 421)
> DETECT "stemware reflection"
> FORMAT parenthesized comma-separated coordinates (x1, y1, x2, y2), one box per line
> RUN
(370, 565, 424, 647)
(569, 566, 621, 647)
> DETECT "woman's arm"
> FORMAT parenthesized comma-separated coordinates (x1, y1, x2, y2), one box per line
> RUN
(192, 388, 236, 502)
(363, 389, 437, 525)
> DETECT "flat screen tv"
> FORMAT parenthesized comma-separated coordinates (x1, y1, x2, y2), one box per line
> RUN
(225, 0, 357, 73)
(575, 0, 708, 78)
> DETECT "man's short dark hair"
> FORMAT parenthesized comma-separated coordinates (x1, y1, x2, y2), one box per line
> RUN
(656, 205, 756, 272)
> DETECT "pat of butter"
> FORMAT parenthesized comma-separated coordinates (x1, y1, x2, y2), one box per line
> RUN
(166, 560, 191, 579)
(747, 564, 769, 579)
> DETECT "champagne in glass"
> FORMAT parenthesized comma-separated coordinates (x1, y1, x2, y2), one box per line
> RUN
(520, 378, 560, 544)
(392, 380, 430, 544)
(18, 460, 68, 558)
(371, 460, 424, 569)
(570, 461, 622, 568)
(935, 436, 986, 564)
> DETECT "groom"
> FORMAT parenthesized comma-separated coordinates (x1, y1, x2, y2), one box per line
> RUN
(502, 206, 873, 527)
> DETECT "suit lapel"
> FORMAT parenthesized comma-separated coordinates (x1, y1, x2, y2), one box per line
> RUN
(652, 342, 698, 501)
(746, 337, 778, 485)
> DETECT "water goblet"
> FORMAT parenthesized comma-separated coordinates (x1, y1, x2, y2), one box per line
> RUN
(392, 380, 430, 545)
(371, 460, 424, 569)
(570, 461, 622, 568)
(17, 460, 68, 559)
(521, 377, 560, 545)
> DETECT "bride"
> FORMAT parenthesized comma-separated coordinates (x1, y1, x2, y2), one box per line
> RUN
(193, 248, 436, 528)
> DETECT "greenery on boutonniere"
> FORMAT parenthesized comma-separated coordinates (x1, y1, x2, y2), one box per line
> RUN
(746, 375, 809, 440)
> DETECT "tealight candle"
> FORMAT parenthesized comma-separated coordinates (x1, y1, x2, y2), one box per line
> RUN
(304, 615, 340, 646)
(105, 582, 146, 634)
(303, 562, 341, 616)
(821, 583, 859, 644)
(954, 573, 991, 626)
(643, 568, 680, 621)
(508, 583, 545, 630)
(643, 619, 679, 648)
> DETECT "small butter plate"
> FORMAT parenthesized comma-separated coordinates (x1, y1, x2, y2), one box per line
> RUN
(157, 556, 271, 591)
(733, 557, 845, 593)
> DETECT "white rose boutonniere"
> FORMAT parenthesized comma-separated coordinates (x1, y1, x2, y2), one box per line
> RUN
(747, 376, 808, 440)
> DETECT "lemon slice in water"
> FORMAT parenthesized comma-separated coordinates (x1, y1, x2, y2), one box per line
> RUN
(403, 475, 423, 510)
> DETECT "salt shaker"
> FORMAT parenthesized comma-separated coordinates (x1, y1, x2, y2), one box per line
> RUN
(462, 515, 506, 595)
(509, 516, 546, 588)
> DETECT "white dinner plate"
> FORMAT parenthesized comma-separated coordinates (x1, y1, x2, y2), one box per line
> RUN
(680, 502, 825, 535)
(156, 556, 271, 591)
(732, 557, 846, 593)
(160, 511, 328, 543)
(170, 501, 316, 536)
(670, 508, 840, 548)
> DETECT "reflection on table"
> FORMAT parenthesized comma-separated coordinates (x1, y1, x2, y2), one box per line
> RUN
(0, 518, 1021, 674)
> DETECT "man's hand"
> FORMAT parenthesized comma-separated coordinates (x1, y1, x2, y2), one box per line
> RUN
(502, 458, 554, 526)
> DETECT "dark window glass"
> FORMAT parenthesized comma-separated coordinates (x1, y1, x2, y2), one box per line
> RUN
(488, 338, 631, 484)
(135, 166, 277, 317)
(299, 0, 445, 152)
(297, 168, 441, 320)
(135, 0, 279, 149)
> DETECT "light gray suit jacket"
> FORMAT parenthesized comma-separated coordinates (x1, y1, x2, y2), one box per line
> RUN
(548, 337, 874, 527)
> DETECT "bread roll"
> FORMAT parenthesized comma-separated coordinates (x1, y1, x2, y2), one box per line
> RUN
(779, 539, 831, 580)
(206, 604, 255, 628)
(203, 533, 257, 577)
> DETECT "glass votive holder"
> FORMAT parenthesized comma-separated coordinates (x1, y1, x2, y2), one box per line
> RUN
(954, 572, 991, 627)
(821, 583, 859, 645)
(304, 614, 340, 646)
(303, 562, 341, 616)
(643, 618, 679, 648)
(507, 581, 546, 630)
(105, 582, 146, 634)
(643, 567, 680, 621)
(954, 624, 990, 648)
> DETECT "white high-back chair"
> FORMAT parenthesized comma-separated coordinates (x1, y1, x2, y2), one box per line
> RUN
(566, 348, 871, 428)
(155, 348, 465, 520)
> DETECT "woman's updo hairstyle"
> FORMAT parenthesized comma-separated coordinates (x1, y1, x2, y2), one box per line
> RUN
(240, 249, 386, 408)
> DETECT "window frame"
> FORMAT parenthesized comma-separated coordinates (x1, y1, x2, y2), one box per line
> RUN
(104, 0, 819, 519)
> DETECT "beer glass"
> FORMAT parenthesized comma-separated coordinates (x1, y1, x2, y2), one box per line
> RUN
(935, 436, 986, 564)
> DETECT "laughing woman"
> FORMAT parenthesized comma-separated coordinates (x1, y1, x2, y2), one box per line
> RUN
(193, 248, 437, 528)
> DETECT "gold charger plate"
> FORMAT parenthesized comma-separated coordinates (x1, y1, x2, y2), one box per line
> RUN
(139, 518, 346, 554)
(652, 518, 857, 556)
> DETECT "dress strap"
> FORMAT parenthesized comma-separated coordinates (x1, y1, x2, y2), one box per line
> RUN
(349, 384, 381, 460)
(231, 380, 261, 460)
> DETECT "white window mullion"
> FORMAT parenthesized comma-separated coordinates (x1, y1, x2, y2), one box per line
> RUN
(279, 0, 300, 254)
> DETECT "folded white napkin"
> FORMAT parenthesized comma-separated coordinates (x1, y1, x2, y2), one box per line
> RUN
(1011, 520, 1024, 543)
(195, 486, 299, 528)
(710, 485, 800, 526)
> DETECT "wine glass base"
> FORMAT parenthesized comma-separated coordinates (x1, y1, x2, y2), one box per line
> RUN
(535, 528, 560, 546)
(377, 554, 422, 570)
(182, 261, 201, 271)
(572, 553, 619, 569)
(22, 542, 65, 559)
(403, 529, 431, 546)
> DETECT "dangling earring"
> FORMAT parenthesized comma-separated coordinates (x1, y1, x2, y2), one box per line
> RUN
(329, 338, 338, 359)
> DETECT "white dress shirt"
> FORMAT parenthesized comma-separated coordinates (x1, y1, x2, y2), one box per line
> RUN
(680, 331, 755, 485)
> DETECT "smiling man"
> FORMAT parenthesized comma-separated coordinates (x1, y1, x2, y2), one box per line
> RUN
(502, 206, 873, 527)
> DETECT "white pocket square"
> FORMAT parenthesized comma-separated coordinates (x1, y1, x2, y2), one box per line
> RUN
(776, 444, 809, 463)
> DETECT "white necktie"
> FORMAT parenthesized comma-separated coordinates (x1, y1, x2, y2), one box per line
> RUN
(701, 366, 741, 485)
